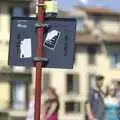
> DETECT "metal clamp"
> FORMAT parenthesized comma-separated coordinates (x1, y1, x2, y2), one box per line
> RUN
(35, 22, 49, 28)
(33, 57, 49, 62)
(38, 3, 46, 8)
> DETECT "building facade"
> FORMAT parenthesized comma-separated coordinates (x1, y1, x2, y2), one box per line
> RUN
(40, 6, 120, 120)
(0, 0, 32, 120)
(1, 1, 120, 120)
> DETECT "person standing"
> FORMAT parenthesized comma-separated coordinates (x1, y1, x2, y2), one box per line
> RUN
(104, 85, 119, 120)
(43, 87, 60, 120)
(116, 81, 120, 119)
(116, 81, 120, 99)
(85, 75, 105, 120)
(26, 89, 44, 120)
(26, 95, 34, 120)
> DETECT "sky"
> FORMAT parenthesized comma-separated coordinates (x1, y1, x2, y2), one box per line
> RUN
(58, 0, 120, 11)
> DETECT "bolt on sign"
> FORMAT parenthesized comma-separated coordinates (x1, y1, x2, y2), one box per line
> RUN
(8, 17, 76, 69)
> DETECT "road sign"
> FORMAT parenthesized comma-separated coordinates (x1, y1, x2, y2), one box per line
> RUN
(8, 17, 76, 69)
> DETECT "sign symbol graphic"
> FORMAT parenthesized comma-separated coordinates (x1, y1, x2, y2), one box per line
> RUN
(20, 38, 32, 58)
(44, 30, 61, 50)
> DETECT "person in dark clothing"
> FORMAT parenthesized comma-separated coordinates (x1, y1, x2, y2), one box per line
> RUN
(85, 75, 105, 120)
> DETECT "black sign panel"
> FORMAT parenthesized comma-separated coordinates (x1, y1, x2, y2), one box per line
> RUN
(8, 17, 76, 69)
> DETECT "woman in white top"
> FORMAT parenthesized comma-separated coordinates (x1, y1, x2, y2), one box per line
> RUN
(26, 91, 45, 120)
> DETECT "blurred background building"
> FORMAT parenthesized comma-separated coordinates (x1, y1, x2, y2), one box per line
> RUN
(0, 0, 32, 120)
(0, 0, 120, 120)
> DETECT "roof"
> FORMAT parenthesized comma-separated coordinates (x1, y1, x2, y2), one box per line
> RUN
(76, 32, 100, 44)
(73, 6, 120, 44)
(58, 10, 120, 44)
(74, 6, 120, 15)
(103, 34, 120, 43)
(57, 11, 69, 18)
(76, 32, 120, 44)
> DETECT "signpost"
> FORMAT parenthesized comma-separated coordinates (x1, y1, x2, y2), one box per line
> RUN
(34, 0, 44, 120)
(8, 1, 76, 120)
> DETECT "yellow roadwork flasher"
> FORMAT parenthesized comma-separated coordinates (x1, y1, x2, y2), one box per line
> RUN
(45, 0, 58, 13)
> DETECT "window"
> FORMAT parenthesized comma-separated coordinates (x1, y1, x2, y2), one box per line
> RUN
(0, 112, 9, 120)
(65, 101, 81, 113)
(109, 53, 120, 68)
(9, 7, 29, 17)
(90, 15, 100, 24)
(87, 46, 96, 65)
(0, 7, 1, 32)
(25, 67, 31, 72)
(42, 73, 51, 93)
(11, 117, 26, 120)
(88, 73, 95, 90)
(10, 81, 28, 110)
(66, 74, 79, 94)
(76, 17, 86, 32)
